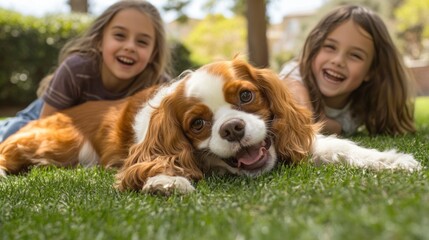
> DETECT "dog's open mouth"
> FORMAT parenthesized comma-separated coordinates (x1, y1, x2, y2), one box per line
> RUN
(225, 138, 272, 170)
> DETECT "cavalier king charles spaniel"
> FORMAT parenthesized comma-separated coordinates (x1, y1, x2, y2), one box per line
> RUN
(0, 59, 421, 195)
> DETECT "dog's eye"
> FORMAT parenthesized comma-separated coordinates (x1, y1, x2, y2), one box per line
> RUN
(239, 90, 253, 104)
(191, 118, 205, 132)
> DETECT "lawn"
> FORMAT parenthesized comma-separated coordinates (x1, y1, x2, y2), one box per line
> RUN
(0, 97, 428, 240)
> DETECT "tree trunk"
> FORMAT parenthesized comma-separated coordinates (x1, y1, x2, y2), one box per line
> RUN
(246, 0, 269, 68)
(69, 0, 88, 13)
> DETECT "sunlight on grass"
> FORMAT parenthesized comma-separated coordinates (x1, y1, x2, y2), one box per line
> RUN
(0, 98, 428, 240)
(415, 96, 429, 128)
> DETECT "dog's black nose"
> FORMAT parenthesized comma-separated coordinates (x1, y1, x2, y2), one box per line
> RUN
(219, 118, 245, 142)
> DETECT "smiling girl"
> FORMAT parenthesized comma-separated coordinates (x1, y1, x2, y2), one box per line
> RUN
(280, 5, 415, 136)
(0, 0, 170, 142)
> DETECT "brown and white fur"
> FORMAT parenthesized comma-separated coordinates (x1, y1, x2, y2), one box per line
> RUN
(0, 59, 421, 195)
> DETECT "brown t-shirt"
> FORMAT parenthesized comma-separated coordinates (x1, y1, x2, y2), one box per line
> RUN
(42, 54, 135, 110)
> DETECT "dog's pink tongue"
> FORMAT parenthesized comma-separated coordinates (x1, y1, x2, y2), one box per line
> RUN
(237, 145, 267, 170)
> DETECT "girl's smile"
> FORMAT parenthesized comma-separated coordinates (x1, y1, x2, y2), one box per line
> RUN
(323, 68, 346, 83)
(99, 8, 156, 93)
(312, 20, 374, 109)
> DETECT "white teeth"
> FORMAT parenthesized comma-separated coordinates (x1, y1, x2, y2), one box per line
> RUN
(118, 57, 134, 64)
(325, 69, 345, 79)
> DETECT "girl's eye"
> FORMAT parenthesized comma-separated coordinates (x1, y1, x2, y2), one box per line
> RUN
(114, 33, 125, 39)
(239, 90, 253, 104)
(137, 40, 149, 46)
(323, 44, 335, 51)
(350, 53, 363, 60)
(191, 119, 205, 132)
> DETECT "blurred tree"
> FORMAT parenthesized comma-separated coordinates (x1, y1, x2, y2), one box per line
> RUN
(162, 0, 192, 23)
(163, 0, 269, 67)
(247, 1, 269, 67)
(170, 40, 199, 76)
(69, 0, 88, 13)
(183, 14, 246, 65)
(0, 9, 92, 105)
(395, 0, 429, 59)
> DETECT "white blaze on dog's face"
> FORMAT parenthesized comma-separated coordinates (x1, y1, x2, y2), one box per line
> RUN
(181, 61, 277, 176)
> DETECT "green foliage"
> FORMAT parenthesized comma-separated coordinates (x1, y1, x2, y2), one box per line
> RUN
(170, 39, 201, 76)
(162, 0, 192, 23)
(415, 96, 429, 130)
(395, 0, 429, 37)
(0, 8, 92, 106)
(183, 14, 246, 65)
(271, 51, 294, 72)
(0, 9, 196, 107)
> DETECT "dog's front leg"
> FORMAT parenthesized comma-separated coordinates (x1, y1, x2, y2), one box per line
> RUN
(115, 157, 201, 196)
(142, 174, 195, 195)
(311, 134, 421, 171)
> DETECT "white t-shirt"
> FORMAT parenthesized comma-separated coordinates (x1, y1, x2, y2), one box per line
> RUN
(279, 60, 362, 136)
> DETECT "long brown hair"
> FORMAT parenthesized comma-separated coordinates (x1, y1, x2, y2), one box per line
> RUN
(299, 5, 415, 135)
(57, 0, 170, 96)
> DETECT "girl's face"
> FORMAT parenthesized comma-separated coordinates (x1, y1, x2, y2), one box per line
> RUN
(311, 20, 374, 108)
(99, 8, 155, 92)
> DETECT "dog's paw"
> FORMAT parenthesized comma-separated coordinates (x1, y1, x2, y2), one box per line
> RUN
(0, 168, 7, 179)
(0, 155, 8, 178)
(142, 175, 195, 196)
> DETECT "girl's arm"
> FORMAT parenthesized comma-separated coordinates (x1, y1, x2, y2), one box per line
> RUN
(39, 102, 59, 118)
(283, 77, 342, 135)
(318, 113, 342, 135)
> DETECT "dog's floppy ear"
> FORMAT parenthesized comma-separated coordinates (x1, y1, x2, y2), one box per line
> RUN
(115, 95, 203, 192)
(232, 58, 317, 163)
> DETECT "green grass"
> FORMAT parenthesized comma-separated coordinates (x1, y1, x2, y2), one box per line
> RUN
(1, 97, 429, 240)
(416, 96, 429, 131)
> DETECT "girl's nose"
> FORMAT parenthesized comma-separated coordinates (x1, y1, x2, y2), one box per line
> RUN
(331, 53, 345, 67)
(124, 40, 136, 52)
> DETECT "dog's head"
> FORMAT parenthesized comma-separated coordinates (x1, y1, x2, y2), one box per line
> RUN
(117, 58, 317, 190)
(182, 59, 318, 176)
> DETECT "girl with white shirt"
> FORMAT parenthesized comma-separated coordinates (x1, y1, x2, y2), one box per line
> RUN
(280, 5, 415, 136)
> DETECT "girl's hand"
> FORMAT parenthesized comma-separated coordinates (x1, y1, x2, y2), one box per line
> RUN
(282, 77, 343, 136)
(318, 113, 342, 135)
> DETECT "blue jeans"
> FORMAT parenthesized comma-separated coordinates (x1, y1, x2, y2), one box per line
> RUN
(0, 98, 43, 143)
